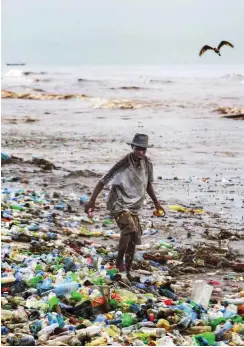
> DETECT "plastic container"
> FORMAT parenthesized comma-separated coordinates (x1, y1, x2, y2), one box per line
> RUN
(191, 280, 213, 307)
(215, 320, 233, 340)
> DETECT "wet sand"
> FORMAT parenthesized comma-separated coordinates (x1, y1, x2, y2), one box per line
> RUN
(2, 99, 244, 253)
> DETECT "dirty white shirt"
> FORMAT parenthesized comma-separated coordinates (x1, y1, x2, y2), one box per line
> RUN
(100, 153, 154, 216)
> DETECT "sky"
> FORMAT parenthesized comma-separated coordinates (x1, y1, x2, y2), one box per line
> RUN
(1, 0, 244, 65)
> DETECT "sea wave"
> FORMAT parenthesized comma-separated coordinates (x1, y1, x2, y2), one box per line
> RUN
(111, 86, 143, 90)
(215, 106, 244, 115)
(215, 106, 244, 120)
(1, 89, 214, 110)
(150, 79, 174, 84)
(221, 73, 244, 81)
(23, 71, 48, 76)
(1, 90, 88, 100)
(4, 70, 23, 77)
(3, 70, 48, 77)
(91, 97, 162, 109)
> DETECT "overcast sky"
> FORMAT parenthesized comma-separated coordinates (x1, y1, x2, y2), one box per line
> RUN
(2, 0, 244, 65)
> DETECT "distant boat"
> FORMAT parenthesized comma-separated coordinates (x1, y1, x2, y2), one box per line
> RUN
(6, 63, 26, 66)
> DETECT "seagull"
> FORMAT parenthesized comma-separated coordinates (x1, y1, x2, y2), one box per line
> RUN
(199, 41, 234, 57)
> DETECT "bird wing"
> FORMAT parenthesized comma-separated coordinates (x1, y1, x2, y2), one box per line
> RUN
(218, 41, 234, 50)
(199, 45, 214, 56)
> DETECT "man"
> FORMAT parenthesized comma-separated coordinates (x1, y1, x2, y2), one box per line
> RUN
(85, 133, 165, 280)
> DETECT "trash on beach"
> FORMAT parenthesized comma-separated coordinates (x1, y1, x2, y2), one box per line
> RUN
(1, 187, 244, 346)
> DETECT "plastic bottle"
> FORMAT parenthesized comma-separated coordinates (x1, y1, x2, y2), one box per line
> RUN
(159, 288, 178, 300)
(71, 290, 83, 301)
(233, 323, 244, 334)
(1, 326, 9, 335)
(37, 323, 59, 337)
(1, 274, 16, 284)
(156, 318, 171, 331)
(176, 315, 192, 331)
(87, 337, 107, 346)
(160, 241, 173, 249)
(55, 269, 65, 285)
(156, 336, 175, 345)
(1, 152, 11, 161)
(42, 282, 81, 297)
(223, 304, 237, 317)
(215, 320, 233, 340)
(76, 326, 101, 338)
(29, 275, 43, 288)
(94, 314, 107, 324)
(137, 321, 156, 328)
(188, 326, 212, 334)
(7, 335, 36, 346)
(138, 327, 165, 337)
(48, 292, 60, 309)
(224, 298, 244, 305)
(121, 313, 135, 327)
(99, 265, 107, 277)
(25, 296, 40, 309)
(80, 195, 88, 205)
(10, 204, 24, 211)
(38, 277, 53, 291)
(231, 332, 244, 346)
(194, 332, 216, 346)
(106, 319, 122, 325)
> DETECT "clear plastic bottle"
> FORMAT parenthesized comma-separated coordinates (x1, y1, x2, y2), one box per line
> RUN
(231, 332, 243, 346)
(38, 323, 59, 337)
(55, 269, 65, 285)
(224, 298, 244, 305)
(138, 327, 165, 337)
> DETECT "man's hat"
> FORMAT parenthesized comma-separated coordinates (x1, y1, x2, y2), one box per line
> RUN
(127, 133, 154, 148)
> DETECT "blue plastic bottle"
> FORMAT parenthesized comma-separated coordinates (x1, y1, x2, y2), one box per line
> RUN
(215, 320, 233, 340)
(54, 282, 81, 297)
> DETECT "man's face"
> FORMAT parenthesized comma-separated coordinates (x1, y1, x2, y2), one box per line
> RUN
(133, 146, 147, 159)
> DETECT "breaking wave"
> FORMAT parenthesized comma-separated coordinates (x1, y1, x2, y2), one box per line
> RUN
(22, 71, 48, 76)
(215, 106, 244, 119)
(90, 97, 163, 109)
(221, 73, 244, 82)
(150, 79, 174, 84)
(215, 106, 244, 115)
(1, 90, 88, 101)
(111, 86, 144, 90)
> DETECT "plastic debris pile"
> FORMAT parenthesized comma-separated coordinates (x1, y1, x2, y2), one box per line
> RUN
(1, 188, 244, 346)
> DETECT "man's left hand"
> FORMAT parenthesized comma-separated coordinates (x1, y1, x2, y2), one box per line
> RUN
(154, 201, 166, 216)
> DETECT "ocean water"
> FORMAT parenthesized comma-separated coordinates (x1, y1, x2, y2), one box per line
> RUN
(2, 64, 244, 104)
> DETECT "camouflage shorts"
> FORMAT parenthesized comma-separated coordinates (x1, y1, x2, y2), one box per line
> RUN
(115, 211, 142, 245)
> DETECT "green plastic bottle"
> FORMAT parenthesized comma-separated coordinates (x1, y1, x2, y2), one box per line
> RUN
(209, 317, 227, 329)
(194, 332, 216, 346)
(29, 275, 43, 288)
(48, 296, 60, 309)
(36, 264, 43, 271)
(10, 204, 24, 211)
(121, 313, 134, 327)
(71, 291, 83, 302)
(232, 315, 244, 323)
(70, 272, 78, 282)
(103, 219, 112, 225)
(107, 268, 118, 278)
(93, 277, 104, 285)
(159, 241, 173, 249)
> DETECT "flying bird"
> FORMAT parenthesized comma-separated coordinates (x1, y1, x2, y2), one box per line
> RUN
(199, 41, 234, 57)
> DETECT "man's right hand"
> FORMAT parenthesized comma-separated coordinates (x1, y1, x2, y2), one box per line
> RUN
(84, 199, 95, 214)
